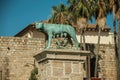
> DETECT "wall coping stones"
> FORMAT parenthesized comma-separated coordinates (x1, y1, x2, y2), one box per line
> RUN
(34, 49, 91, 63)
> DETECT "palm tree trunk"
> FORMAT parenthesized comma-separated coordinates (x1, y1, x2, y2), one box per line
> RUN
(113, 19, 119, 80)
(82, 29, 91, 80)
(80, 29, 82, 50)
(118, 18, 120, 80)
(113, 18, 118, 57)
(94, 28, 101, 77)
(83, 29, 86, 50)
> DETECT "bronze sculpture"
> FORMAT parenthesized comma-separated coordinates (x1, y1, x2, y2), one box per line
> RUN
(34, 23, 79, 49)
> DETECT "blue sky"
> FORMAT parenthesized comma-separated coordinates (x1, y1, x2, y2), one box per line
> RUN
(0, 0, 115, 36)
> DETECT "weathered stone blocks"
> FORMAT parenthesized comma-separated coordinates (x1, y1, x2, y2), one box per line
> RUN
(34, 49, 90, 80)
(0, 36, 118, 80)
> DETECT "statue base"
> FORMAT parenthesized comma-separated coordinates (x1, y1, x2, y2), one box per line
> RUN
(34, 49, 91, 80)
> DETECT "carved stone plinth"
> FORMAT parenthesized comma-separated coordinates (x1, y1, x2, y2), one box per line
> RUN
(34, 49, 91, 80)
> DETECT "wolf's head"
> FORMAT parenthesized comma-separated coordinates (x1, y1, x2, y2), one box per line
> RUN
(34, 22, 43, 29)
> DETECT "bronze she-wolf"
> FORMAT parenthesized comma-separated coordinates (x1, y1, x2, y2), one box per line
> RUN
(34, 23, 79, 49)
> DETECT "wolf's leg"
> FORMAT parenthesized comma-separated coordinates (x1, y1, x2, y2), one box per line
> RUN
(69, 31, 79, 49)
(46, 33, 52, 49)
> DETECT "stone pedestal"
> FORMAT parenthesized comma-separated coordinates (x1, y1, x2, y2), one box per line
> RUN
(34, 49, 90, 80)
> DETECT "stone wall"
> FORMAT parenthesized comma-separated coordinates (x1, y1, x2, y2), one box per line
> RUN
(38, 60, 86, 80)
(98, 44, 117, 80)
(88, 44, 117, 80)
(0, 36, 118, 80)
(0, 36, 45, 80)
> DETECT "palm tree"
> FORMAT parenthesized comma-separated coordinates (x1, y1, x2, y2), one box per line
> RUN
(92, 0, 110, 77)
(109, 0, 120, 80)
(67, 0, 95, 50)
(93, 0, 120, 78)
(67, 0, 108, 77)
(67, 1, 96, 80)
(49, 4, 69, 24)
(117, 11, 120, 80)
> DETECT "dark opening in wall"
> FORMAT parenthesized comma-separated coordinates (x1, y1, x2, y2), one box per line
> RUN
(90, 57, 96, 77)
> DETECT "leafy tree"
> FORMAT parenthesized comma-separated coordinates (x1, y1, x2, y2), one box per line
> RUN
(29, 67, 38, 80)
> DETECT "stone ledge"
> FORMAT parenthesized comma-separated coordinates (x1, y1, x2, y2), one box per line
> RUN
(34, 49, 91, 63)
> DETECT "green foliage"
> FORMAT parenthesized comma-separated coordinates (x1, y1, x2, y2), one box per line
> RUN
(49, 4, 69, 24)
(29, 67, 38, 80)
(49, 0, 120, 25)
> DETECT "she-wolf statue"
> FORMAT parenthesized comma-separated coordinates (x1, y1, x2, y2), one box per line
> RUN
(34, 22, 79, 49)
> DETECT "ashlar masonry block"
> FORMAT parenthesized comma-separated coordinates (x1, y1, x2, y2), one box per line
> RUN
(34, 49, 90, 80)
